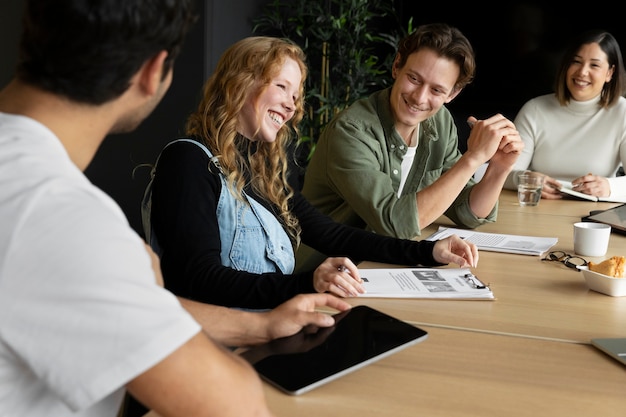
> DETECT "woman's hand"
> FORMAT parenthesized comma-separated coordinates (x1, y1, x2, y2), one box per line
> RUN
(432, 235, 479, 268)
(571, 173, 610, 198)
(540, 174, 564, 199)
(312, 257, 365, 297)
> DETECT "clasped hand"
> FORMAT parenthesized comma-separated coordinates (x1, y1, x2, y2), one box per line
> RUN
(466, 114, 523, 169)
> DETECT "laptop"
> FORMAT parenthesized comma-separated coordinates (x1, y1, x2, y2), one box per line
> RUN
(591, 338, 626, 366)
(240, 305, 428, 395)
(582, 204, 626, 235)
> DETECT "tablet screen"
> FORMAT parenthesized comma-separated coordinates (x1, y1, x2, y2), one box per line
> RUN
(239, 305, 428, 395)
(584, 204, 626, 235)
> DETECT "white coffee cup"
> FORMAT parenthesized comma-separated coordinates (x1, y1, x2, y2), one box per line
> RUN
(573, 222, 611, 257)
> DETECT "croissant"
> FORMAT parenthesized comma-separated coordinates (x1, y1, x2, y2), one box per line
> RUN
(588, 256, 625, 278)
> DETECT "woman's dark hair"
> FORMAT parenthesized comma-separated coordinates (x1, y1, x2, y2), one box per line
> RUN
(16, 0, 197, 104)
(554, 29, 626, 107)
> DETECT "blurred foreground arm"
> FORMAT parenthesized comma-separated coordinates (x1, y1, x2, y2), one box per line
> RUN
(127, 332, 273, 417)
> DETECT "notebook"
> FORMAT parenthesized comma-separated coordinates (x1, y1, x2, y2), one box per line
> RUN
(239, 305, 428, 395)
(558, 180, 626, 202)
(582, 204, 626, 235)
(591, 338, 626, 366)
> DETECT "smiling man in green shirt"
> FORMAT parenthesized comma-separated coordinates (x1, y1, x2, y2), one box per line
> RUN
(297, 23, 523, 271)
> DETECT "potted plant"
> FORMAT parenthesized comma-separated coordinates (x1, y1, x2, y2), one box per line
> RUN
(253, 0, 408, 170)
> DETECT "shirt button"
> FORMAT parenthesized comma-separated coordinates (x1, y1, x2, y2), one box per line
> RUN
(390, 144, 395, 149)
(399, 145, 405, 150)
(393, 169, 399, 175)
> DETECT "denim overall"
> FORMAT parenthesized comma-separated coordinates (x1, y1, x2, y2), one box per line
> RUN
(142, 138, 295, 274)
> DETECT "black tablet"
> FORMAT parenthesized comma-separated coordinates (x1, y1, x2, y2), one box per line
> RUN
(239, 305, 428, 395)
(582, 204, 626, 235)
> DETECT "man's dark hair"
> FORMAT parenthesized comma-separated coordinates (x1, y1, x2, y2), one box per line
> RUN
(16, 0, 197, 104)
(396, 22, 476, 92)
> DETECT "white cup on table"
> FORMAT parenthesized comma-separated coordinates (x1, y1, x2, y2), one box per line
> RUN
(573, 222, 611, 257)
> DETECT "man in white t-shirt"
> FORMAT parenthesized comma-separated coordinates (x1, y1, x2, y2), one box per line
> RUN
(0, 1, 350, 417)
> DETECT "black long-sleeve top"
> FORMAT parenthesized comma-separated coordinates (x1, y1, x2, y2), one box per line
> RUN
(150, 139, 439, 309)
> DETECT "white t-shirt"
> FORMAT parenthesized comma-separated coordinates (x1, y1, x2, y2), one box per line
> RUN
(506, 93, 626, 200)
(0, 113, 201, 417)
(398, 144, 417, 198)
(397, 128, 418, 198)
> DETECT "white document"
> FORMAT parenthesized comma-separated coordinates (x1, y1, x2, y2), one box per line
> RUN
(357, 267, 493, 300)
(558, 180, 626, 203)
(426, 226, 557, 256)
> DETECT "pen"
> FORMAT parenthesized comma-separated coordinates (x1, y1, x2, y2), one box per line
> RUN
(337, 265, 365, 292)
(336, 265, 357, 297)
(573, 173, 593, 189)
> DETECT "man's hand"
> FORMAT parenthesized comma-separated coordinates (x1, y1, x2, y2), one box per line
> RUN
(466, 114, 523, 169)
(261, 293, 352, 342)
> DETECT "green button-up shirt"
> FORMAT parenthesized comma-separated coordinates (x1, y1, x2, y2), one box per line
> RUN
(301, 87, 496, 238)
(296, 88, 496, 272)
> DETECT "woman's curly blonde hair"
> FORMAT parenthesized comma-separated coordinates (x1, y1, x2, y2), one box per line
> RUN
(185, 36, 307, 246)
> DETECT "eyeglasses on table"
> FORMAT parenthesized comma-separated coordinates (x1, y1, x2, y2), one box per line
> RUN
(541, 250, 588, 271)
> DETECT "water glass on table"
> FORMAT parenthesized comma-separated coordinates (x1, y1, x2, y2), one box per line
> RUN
(517, 172, 545, 206)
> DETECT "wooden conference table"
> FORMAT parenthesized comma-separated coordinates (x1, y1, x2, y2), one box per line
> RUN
(145, 190, 626, 417)
(355, 190, 626, 343)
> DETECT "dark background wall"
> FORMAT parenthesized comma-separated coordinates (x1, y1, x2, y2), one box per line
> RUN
(399, 2, 626, 144)
(1, 1, 624, 236)
(0, 0, 264, 237)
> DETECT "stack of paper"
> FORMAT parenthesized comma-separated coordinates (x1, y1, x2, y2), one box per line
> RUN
(357, 267, 493, 300)
(426, 226, 557, 256)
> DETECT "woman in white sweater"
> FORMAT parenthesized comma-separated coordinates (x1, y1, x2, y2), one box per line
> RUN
(504, 29, 626, 200)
